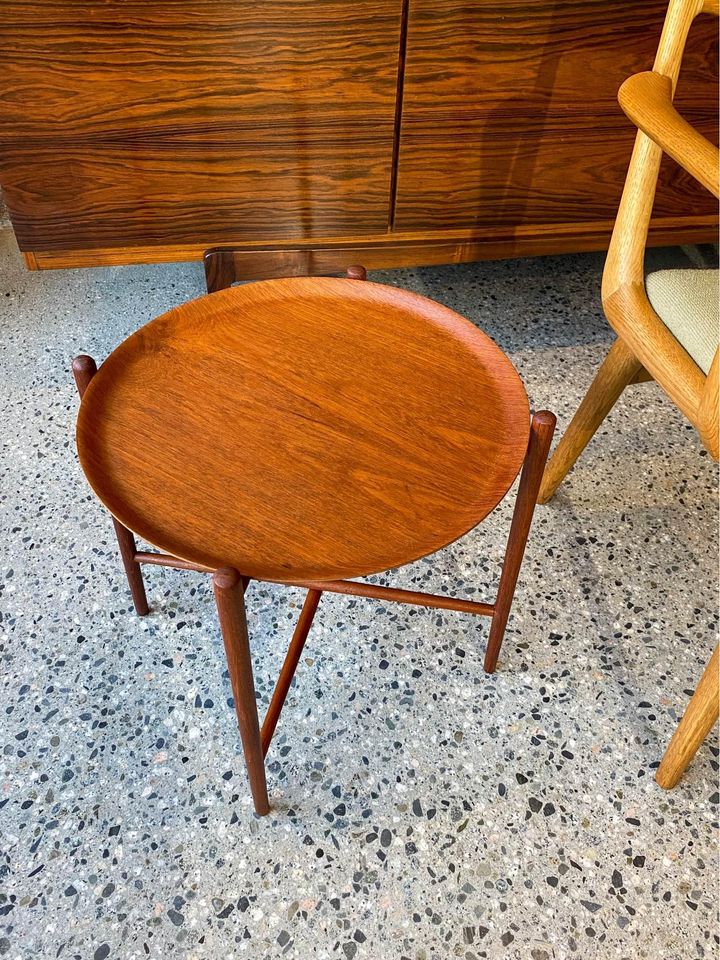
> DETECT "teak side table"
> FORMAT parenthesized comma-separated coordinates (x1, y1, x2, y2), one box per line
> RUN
(73, 269, 555, 815)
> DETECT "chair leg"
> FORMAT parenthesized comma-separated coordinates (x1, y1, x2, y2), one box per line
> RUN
(72, 355, 149, 615)
(537, 337, 643, 504)
(656, 645, 719, 790)
(213, 567, 270, 815)
(484, 411, 556, 673)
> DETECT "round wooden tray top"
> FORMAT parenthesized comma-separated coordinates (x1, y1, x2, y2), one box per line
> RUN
(77, 277, 531, 582)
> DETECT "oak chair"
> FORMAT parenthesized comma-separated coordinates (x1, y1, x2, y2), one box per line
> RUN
(73, 269, 554, 815)
(539, 0, 719, 788)
(656, 644, 719, 788)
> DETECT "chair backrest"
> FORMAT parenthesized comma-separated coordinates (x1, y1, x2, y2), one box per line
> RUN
(601, 0, 719, 457)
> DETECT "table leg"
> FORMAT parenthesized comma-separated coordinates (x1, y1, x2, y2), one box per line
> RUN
(72, 355, 149, 616)
(110, 518, 149, 616)
(484, 410, 556, 673)
(262, 588, 322, 755)
(213, 567, 270, 816)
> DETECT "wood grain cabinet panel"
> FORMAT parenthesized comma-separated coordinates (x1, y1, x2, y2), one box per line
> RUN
(395, 116, 717, 232)
(0, 1, 401, 134)
(1, 131, 392, 248)
(394, 0, 718, 232)
(0, 0, 402, 250)
(0, 0, 716, 269)
(398, 0, 718, 122)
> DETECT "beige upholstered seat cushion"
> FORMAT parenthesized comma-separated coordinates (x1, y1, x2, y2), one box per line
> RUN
(645, 268, 719, 375)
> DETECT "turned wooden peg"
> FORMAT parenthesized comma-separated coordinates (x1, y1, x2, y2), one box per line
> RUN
(72, 355, 98, 398)
(213, 567, 270, 816)
(72, 355, 150, 616)
(346, 265, 367, 280)
(484, 410, 556, 673)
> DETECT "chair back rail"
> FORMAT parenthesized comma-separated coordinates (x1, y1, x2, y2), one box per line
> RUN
(601, 0, 719, 456)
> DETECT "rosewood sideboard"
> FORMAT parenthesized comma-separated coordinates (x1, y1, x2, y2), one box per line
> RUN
(0, 1, 717, 274)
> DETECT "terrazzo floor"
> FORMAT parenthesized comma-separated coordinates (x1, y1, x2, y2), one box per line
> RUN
(0, 225, 718, 960)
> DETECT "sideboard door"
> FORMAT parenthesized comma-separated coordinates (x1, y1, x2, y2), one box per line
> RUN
(394, 0, 718, 237)
(0, 1, 402, 257)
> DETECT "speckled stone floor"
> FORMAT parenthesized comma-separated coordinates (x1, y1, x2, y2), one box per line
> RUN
(1, 225, 718, 960)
